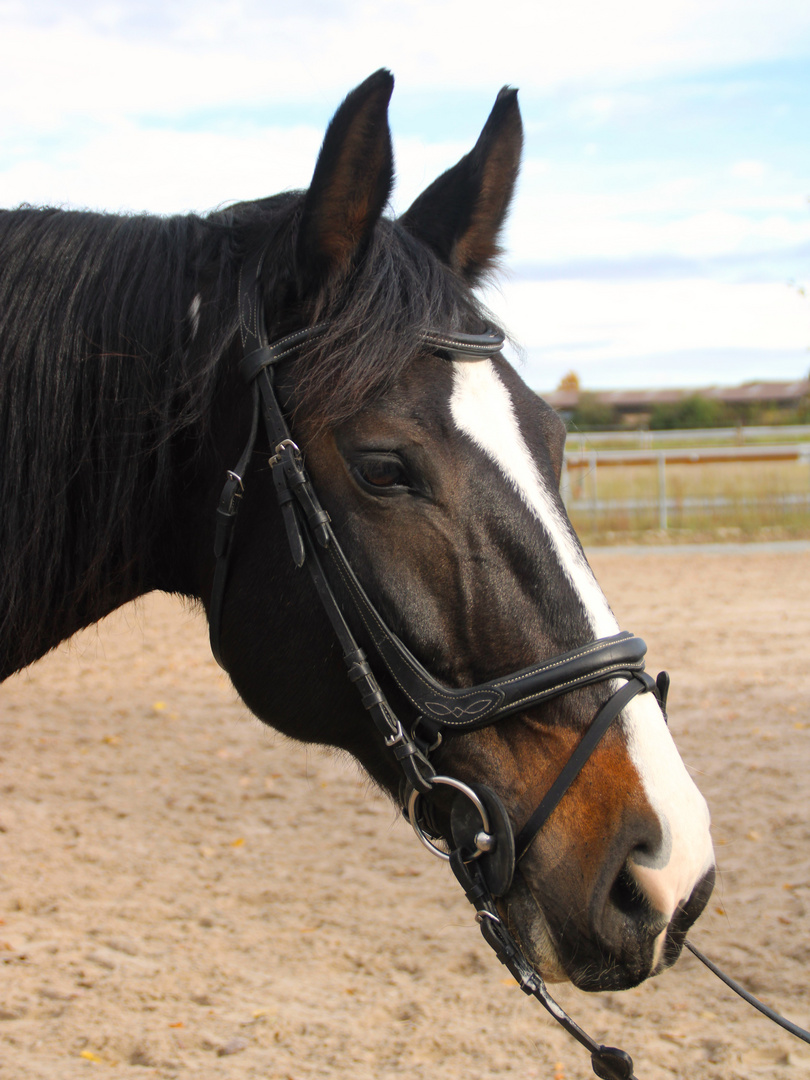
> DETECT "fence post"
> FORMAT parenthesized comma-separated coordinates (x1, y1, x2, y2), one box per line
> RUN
(657, 452, 667, 530)
(590, 452, 598, 530)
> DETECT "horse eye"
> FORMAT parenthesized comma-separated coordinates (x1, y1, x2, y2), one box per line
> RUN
(353, 457, 411, 492)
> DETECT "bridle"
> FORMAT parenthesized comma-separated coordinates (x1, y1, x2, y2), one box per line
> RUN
(207, 255, 810, 1079)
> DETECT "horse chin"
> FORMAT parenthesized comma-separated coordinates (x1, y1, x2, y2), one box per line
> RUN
(498, 873, 569, 985)
(501, 864, 716, 993)
(500, 872, 663, 993)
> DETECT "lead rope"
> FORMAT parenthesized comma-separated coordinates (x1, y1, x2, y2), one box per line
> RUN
(684, 941, 810, 1045)
(449, 849, 637, 1080)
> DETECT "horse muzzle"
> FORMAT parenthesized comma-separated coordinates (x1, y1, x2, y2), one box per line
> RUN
(408, 769, 715, 992)
(515, 840, 715, 992)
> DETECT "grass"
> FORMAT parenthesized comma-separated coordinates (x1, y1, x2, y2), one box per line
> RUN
(565, 457, 810, 545)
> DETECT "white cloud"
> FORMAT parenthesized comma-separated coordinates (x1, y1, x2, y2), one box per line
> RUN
(485, 277, 810, 387)
(0, 121, 325, 214)
(503, 175, 810, 267)
(2, 0, 810, 134)
(730, 159, 767, 181)
(2, 0, 808, 392)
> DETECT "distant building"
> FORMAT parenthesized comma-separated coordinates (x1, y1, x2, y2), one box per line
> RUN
(542, 378, 810, 427)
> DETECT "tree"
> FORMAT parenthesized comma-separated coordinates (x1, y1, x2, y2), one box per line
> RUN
(649, 395, 732, 430)
(557, 371, 580, 392)
(570, 392, 617, 430)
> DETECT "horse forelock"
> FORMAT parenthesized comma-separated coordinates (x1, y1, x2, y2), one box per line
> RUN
(281, 218, 494, 430)
(214, 199, 494, 427)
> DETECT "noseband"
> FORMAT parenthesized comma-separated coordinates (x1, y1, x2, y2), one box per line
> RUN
(207, 258, 809, 1079)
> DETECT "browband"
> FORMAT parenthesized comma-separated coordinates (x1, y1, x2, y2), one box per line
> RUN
(421, 326, 506, 356)
(238, 322, 506, 384)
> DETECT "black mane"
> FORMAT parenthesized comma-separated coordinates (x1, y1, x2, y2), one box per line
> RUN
(0, 198, 487, 674)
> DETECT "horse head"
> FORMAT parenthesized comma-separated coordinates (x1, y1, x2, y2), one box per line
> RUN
(203, 70, 715, 994)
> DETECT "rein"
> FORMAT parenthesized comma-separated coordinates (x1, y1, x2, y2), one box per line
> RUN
(208, 258, 810, 1078)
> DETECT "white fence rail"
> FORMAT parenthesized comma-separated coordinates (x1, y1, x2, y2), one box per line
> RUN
(564, 424, 810, 450)
(562, 442, 810, 530)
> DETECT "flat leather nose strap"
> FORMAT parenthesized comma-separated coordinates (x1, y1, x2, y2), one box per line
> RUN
(514, 672, 657, 862)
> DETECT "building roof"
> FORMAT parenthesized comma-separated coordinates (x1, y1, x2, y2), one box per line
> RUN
(541, 379, 810, 411)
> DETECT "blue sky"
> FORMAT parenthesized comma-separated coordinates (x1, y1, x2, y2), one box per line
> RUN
(1, 0, 808, 391)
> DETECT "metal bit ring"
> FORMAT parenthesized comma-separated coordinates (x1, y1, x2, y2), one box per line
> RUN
(407, 776, 492, 861)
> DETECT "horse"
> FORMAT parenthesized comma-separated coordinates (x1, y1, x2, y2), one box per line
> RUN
(0, 69, 714, 1009)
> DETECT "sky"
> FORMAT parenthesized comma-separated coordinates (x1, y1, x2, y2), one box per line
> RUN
(1, 0, 809, 392)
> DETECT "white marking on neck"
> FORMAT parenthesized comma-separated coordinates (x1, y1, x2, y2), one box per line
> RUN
(449, 360, 617, 638)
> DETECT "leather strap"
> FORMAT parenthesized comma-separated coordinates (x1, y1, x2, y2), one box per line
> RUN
(208, 381, 260, 668)
(421, 326, 505, 356)
(239, 326, 328, 384)
(321, 528, 648, 734)
(514, 672, 658, 861)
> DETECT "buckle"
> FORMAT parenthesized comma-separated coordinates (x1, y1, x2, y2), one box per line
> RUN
(269, 438, 300, 468)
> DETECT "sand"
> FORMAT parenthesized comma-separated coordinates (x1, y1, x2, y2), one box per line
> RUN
(1, 547, 809, 1080)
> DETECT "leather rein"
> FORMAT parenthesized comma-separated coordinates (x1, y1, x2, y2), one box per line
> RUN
(207, 256, 810, 1079)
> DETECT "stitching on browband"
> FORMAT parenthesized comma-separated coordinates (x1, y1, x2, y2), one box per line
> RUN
(250, 322, 505, 365)
(489, 638, 640, 692)
(246, 323, 499, 379)
(267, 324, 328, 353)
(421, 332, 504, 355)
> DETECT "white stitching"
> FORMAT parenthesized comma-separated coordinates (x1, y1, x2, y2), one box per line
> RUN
(490, 638, 633, 691)
(422, 331, 502, 354)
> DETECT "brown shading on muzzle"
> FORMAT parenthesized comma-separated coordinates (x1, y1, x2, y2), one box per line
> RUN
(438, 710, 712, 992)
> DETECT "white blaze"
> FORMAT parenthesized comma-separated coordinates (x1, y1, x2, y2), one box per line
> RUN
(450, 361, 714, 918)
(449, 361, 618, 638)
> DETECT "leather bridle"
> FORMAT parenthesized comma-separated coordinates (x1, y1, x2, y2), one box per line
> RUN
(206, 255, 810, 1079)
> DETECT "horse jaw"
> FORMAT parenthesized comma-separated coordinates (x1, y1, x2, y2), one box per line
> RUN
(501, 876, 569, 983)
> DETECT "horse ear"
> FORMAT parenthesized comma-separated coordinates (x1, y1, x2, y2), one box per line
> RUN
(297, 69, 395, 286)
(399, 87, 522, 285)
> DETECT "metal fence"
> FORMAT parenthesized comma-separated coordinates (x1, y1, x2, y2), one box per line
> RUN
(562, 439, 810, 532)
(563, 424, 810, 450)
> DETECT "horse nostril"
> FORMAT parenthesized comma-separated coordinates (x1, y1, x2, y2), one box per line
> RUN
(609, 864, 654, 928)
(601, 839, 672, 958)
